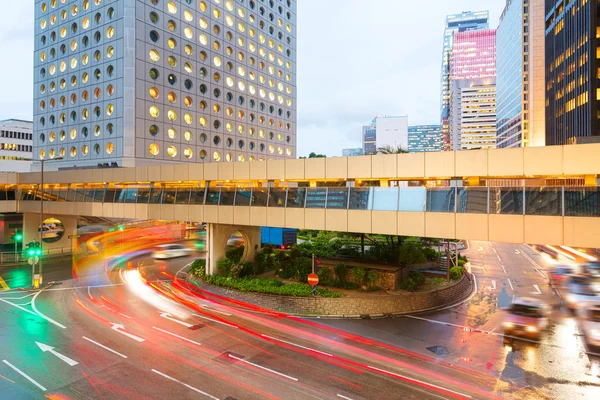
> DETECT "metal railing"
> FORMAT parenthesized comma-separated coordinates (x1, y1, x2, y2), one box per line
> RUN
(11, 185, 600, 217)
(0, 247, 72, 264)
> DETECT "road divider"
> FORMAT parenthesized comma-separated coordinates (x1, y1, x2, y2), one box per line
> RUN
(82, 336, 128, 359)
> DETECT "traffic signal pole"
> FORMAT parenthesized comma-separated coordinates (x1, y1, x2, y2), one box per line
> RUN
(39, 158, 44, 286)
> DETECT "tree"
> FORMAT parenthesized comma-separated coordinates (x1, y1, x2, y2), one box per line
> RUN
(375, 145, 408, 155)
(305, 152, 327, 158)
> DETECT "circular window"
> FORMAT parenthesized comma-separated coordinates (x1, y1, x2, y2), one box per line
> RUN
(168, 92, 177, 103)
(226, 153, 232, 162)
(149, 30, 159, 42)
(213, 151, 221, 161)
(200, 150, 207, 160)
(200, 133, 207, 143)
(149, 106, 159, 118)
(167, 110, 177, 121)
(184, 131, 192, 141)
(168, 128, 176, 139)
(94, 144, 101, 155)
(238, 140, 245, 149)
(149, 125, 159, 136)
(149, 143, 160, 156)
(70, 128, 77, 139)
(149, 68, 159, 80)
(39, 218, 65, 243)
(238, 154, 245, 162)
(213, 136, 221, 145)
(106, 142, 114, 155)
(168, 74, 177, 85)
(70, 146, 77, 157)
(226, 138, 233, 147)
(149, 87, 159, 99)
(167, 146, 177, 157)
(184, 148, 193, 159)
(82, 145, 89, 156)
(149, 49, 160, 61)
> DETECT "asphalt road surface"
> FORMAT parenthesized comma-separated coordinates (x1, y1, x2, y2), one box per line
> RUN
(1, 242, 599, 399)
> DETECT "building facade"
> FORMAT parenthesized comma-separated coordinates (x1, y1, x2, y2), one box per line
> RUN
(33, 0, 297, 170)
(0, 119, 33, 172)
(342, 148, 363, 157)
(362, 117, 377, 155)
(408, 125, 443, 153)
(545, 0, 599, 145)
(496, 0, 546, 149)
(440, 10, 489, 150)
(375, 116, 409, 152)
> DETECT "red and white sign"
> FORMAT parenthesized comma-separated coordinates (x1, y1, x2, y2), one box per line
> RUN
(307, 273, 319, 286)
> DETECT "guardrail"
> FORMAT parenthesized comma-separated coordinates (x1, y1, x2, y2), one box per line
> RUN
(0, 247, 72, 264)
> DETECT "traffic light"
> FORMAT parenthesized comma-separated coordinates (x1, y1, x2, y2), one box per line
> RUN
(14, 231, 23, 242)
(118, 225, 124, 231)
(25, 242, 42, 257)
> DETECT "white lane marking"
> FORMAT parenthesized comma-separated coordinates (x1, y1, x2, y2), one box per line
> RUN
(31, 290, 68, 329)
(490, 280, 497, 290)
(192, 313, 238, 329)
(152, 326, 202, 346)
(496, 254, 502, 262)
(501, 265, 507, 274)
(367, 365, 472, 399)
(535, 268, 548, 279)
(87, 286, 94, 300)
(176, 261, 194, 278)
(337, 395, 354, 400)
(533, 284, 542, 295)
(488, 242, 493, 246)
(110, 323, 145, 342)
(36, 342, 78, 366)
(119, 313, 132, 319)
(0, 297, 66, 329)
(0, 293, 36, 300)
(200, 304, 232, 316)
(228, 354, 298, 381)
(151, 369, 219, 400)
(82, 336, 128, 358)
(508, 279, 514, 291)
(493, 248, 498, 254)
(2, 360, 47, 392)
(261, 334, 333, 357)
(159, 312, 194, 328)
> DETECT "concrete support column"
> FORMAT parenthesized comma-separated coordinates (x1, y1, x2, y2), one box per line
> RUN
(205, 223, 262, 276)
(22, 213, 77, 251)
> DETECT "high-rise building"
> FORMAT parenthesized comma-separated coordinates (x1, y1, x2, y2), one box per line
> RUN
(440, 10, 489, 150)
(33, 0, 297, 170)
(0, 119, 33, 172)
(342, 148, 363, 157)
(545, 0, 598, 145)
(362, 118, 377, 155)
(449, 29, 497, 150)
(450, 79, 498, 150)
(408, 125, 443, 153)
(496, 0, 545, 148)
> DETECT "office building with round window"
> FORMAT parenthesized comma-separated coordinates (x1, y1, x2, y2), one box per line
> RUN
(33, 0, 297, 169)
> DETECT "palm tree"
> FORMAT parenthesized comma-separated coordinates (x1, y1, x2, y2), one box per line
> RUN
(375, 145, 408, 155)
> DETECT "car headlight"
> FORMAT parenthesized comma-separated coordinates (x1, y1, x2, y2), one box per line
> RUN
(526, 325, 538, 333)
(502, 322, 514, 328)
(566, 294, 576, 304)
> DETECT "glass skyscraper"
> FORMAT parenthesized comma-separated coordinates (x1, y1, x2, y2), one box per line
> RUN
(545, 0, 599, 145)
(440, 11, 489, 150)
(408, 125, 443, 153)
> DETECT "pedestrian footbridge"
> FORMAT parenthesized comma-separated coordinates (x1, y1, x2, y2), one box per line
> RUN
(1, 144, 600, 252)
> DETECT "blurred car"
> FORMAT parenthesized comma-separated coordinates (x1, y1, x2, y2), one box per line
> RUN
(581, 303, 600, 348)
(502, 297, 550, 340)
(582, 263, 600, 278)
(38, 225, 62, 239)
(152, 244, 192, 259)
(549, 265, 573, 289)
(565, 275, 600, 314)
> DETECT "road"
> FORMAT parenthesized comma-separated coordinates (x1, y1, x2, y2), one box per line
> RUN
(1, 242, 599, 399)
(1, 252, 500, 400)
(323, 241, 600, 399)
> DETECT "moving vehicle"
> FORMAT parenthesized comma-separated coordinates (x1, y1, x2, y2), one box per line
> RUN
(502, 297, 550, 340)
(549, 265, 573, 289)
(261, 227, 297, 249)
(152, 244, 192, 259)
(581, 303, 600, 349)
(582, 262, 600, 278)
(565, 275, 600, 314)
(38, 225, 62, 239)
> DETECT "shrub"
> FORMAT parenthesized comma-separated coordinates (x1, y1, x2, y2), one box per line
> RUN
(450, 266, 464, 280)
(332, 281, 360, 290)
(294, 257, 313, 282)
(334, 263, 348, 283)
(217, 258, 234, 277)
(398, 243, 427, 266)
(458, 259, 466, 267)
(422, 247, 440, 261)
(316, 267, 333, 286)
(202, 276, 341, 297)
(352, 266, 366, 286)
(190, 259, 206, 277)
(410, 271, 425, 286)
(365, 270, 379, 286)
(400, 271, 426, 292)
(226, 246, 245, 263)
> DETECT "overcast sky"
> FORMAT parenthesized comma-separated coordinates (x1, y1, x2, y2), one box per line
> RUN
(0, 1, 504, 157)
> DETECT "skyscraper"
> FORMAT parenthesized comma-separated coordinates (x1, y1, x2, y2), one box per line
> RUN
(33, 0, 297, 170)
(362, 118, 377, 155)
(440, 10, 489, 150)
(496, 0, 545, 148)
(545, 0, 599, 145)
(361, 116, 409, 154)
(408, 125, 443, 153)
(449, 29, 497, 150)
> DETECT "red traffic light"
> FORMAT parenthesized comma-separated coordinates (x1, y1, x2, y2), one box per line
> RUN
(9, 231, 14, 237)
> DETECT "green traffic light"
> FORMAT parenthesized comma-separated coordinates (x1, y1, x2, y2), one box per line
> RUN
(108, 227, 115, 232)
(118, 225, 124, 231)
(15, 234, 22, 241)
(27, 249, 35, 256)
(35, 249, 42, 256)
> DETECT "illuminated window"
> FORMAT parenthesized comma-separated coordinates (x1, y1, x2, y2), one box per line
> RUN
(149, 49, 160, 61)
(149, 143, 159, 156)
(106, 142, 114, 155)
(149, 106, 159, 118)
(167, 2, 177, 14)
(168, 38, 177, 49)
(106, 26, 114, 39)
(213, 151, 221, 161)
(168, 110, 177, 121)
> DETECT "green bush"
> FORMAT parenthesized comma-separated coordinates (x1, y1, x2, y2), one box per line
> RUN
(410, 271, 425, 286)
(332, 281, 360, 290)
(226, 246, 245, 264)
(202, 275, 341, 297)
(352, 266, 366, 286)
(294, 257, 313, 283)
(334, 263, 348, 283)
(422, 247, 440, 261)
(365, 270, 379, 286)
(316, 267, 333, 286)
(400, 271, 426, 291)
(190, 259, 206, 277)
(450, 266, 464, 280)
(458, 259, 466, 267)
(398, 243, 427, 266)
(217, 258, 234, 277)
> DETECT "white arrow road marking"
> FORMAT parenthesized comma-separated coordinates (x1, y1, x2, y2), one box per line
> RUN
(515, 250, 520, 255)
(159, 312, 194, 328)
(82, 337, 127, 359)
(533, 284, 542, 295)
(152, 326, 202, 346)
(2, 360, 47, 391)
(151, 369, 219, 400)
(228, 354, 298, 381)
(111, 323, 145, 342)
(491, 280, 497, 290)
(36, 342, 78, 366)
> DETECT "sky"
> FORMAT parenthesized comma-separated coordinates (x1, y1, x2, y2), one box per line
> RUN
(0, 0, 505, 157)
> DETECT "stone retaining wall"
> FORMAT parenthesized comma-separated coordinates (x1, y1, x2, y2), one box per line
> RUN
(191, 274, 474, 318)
